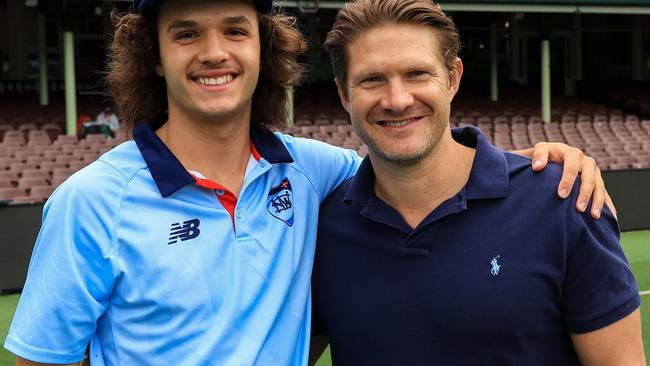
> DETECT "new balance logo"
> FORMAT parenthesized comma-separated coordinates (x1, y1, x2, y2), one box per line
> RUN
(168, 219, 201, 245)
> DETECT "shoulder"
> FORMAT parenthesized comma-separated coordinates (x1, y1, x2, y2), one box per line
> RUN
(503, 151, 565, 197)
(273, 132, 361, 198)
(274, 132, 360, 165)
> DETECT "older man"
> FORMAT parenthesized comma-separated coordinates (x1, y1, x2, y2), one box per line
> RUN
(312, 0, 644, 365)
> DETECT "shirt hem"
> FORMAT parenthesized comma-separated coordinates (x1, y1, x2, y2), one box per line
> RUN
(3, 336, 84, 364)
(566, 294, 641, 334)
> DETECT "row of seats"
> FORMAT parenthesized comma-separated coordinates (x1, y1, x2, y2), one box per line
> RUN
(286, 117, 650, 170)
(0, 134, 127, 204)
(1, 90, 649, 204)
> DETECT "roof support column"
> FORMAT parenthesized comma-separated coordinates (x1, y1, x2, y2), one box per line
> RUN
(541, 39, 551, 123)
(490, 23, 499, 102)
(63, 31, 78, 136)
(37, 13, 49, 106)
(632, 15, 644, 81)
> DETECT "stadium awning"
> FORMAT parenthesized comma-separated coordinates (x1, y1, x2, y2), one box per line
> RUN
(281, 0, 650, 14)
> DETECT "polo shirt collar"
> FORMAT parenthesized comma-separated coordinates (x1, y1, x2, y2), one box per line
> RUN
(133, 115, 294, 197)
(343, 126, 509, 205)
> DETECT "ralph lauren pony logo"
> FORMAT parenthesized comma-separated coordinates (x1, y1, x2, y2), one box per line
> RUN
(267, 178, 294, 226)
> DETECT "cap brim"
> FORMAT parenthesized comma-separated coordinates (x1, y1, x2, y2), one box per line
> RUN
(137, 0, 273, 15)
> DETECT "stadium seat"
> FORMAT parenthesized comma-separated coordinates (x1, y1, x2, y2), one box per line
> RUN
(68, 160, 88, 172)
(10, 195, 44, 204)
(0, 187, 27, 201)
(54, 155, 78, 165)
(82, 153, 99, 162)
(30, 185, 54, 199)
(9, 162, 37, 175)
(40, 160, 67, 173)
(53, 135, 78, 146)
(17, 177, 48, 190)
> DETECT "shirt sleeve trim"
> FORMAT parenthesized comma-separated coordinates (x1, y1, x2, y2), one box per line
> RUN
(4, 336, 85, 364)
(566, 294, 641, 334)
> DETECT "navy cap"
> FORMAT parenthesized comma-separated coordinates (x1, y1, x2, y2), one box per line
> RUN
(133, 0, 274, 16)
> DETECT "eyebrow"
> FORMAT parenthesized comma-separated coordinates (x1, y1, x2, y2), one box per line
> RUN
(166, 20, 197, 33)
(166, 16, 253, 33)
(222, 16, 253, 26)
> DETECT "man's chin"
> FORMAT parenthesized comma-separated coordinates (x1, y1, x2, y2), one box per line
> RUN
(367, 145, 432, 166)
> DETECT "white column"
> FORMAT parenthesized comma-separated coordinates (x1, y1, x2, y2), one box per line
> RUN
(64, 31, 78, 136)
(38, 13, 49, 106)
(541, 39, 551, 124)
(490, 23, 499, 102)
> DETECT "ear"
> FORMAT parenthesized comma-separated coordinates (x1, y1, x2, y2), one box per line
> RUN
(448, 57, 464, 99)
(155, 62, 164, 77)
(335, 77, 350, 113)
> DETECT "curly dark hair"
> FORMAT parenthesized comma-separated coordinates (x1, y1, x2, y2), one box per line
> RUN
(106, 8, 307, 133)
(324, 0, 460, 95)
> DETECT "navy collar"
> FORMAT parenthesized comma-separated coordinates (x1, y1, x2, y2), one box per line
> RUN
(343, 126, 509, 205)
(133, 116, 294, 197)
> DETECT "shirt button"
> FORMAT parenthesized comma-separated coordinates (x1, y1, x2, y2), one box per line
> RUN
(216, 190, 225, 196)
(236, 209, 243, 218)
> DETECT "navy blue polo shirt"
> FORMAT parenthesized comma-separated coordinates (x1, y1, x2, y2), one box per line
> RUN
(313, 126, 640, 365)
(5, 116, 361, 365)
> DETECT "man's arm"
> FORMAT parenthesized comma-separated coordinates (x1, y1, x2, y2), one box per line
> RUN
(517, 142, 615, 219)
(570, 308, 645, 366)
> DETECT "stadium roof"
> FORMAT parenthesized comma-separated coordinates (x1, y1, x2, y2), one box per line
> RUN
(281, 0, 650, 14)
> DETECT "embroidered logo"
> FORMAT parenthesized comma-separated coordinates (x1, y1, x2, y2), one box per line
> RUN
(490, 255, 501, 276)
(267, 178, 294, 227)
(168, 219, 201, 245)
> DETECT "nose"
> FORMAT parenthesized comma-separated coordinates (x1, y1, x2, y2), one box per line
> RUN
(197, 31, 229, 64)
(379, 80, 414, 113)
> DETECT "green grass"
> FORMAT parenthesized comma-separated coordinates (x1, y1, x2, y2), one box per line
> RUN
(2, 231, 649, 366)
(0, 294, 19, 366)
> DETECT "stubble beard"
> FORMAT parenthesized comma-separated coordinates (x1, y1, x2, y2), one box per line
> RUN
(354, 118, 448, 166)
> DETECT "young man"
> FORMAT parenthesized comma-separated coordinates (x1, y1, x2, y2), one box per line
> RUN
(5, 0, 615, 365)
(312, 1, 645, 365)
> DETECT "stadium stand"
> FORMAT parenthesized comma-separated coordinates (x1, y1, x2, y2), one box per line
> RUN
(0, 95, 129, 204)
(2, 90, 649, 205)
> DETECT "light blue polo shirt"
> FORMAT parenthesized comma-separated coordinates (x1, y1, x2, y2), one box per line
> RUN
(4, 116, 361, 365)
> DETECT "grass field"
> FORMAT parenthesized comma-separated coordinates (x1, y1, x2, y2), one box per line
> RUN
(1, 231, 649, 366)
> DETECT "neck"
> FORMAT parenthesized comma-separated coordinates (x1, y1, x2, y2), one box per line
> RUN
(156, 108, 253, 197)
(371, 128, 476, 229)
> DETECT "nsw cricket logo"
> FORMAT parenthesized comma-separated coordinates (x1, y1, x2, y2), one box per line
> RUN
(267, 177, 294, 227)
(168, 219, 201, 245)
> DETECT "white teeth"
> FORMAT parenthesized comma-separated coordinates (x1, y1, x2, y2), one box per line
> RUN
(197, 75, 233, 86)
(383, 119, 410, 127)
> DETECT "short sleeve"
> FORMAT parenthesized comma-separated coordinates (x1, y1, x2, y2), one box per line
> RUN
(3, 162, 122, 363)
(562, 190, 640, 334)
(278, 134, 362, 201)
